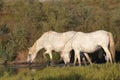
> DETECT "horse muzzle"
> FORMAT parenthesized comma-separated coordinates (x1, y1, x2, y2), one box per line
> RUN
(27, 60, 32, 65)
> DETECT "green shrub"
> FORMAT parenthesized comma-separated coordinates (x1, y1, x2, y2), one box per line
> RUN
(0, 0, 120, 62)
(0, 0, 3, 13)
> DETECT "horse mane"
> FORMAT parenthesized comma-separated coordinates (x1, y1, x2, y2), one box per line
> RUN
(30, 31, 50, 54)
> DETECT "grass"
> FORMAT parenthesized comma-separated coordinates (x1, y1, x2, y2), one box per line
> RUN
(0, 63, 120, 80)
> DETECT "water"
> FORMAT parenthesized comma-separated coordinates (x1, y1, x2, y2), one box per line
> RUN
(0, 62, 68, 77)
(0, 62, 85, 77)
(0, 63, 47, 77)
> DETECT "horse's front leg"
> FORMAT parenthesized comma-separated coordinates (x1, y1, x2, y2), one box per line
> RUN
(48, 51, 55, 65)
(43, 50, 53, 61)
(74, 50, 81, 66)
(43, 50, 54, 65)
(43, 51, 48, 59)
(48, 51, 53, 61)
(77, 51, 81, 66)
(73, 53, 77, 66)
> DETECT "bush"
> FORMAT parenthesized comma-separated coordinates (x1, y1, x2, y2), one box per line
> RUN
(0, 0, 120, 62)
(0, 0, 3, 13)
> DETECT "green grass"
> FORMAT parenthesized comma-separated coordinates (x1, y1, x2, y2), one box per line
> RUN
(0, 63, 120, 80)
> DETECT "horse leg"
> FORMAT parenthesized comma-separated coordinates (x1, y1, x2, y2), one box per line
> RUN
(43, 50, 53, 60)
(84, 53, 92, 65)
(77, 52, 81, 66)
(102, 46, 112, 63)
(48, 51, 52, 61)
(74, 50, 81, 66)
(82, 57, 87, 66)
(43, 51, 48, 59)
(43, 50, 54, 65)
(73, 52, 77, 66)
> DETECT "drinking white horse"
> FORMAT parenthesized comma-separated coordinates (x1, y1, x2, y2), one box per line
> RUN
(27, 31, 77, 63)
(61, 30, 115, 65)
(61, 37, 92, 65)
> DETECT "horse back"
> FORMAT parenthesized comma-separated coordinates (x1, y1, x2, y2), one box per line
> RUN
(72, 30, 109, 52)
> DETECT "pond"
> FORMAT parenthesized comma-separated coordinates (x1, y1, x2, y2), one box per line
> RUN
(0, 60, 91, 78)
(0, 63, 48, 77)
(0, 62, 68, 78)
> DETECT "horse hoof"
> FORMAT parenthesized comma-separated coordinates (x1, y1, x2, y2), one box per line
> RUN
(73, 64, 76, 66)
(48, 61, 55, 66)
(65, 62, 70, 66)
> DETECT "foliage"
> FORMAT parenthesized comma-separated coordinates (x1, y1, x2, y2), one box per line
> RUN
(0, 0, 3, 13)
(0, 0, 120, 62)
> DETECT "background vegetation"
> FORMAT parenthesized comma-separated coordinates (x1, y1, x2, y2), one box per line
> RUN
(0, 0, 120, 63)
(0, 0, 120, 80)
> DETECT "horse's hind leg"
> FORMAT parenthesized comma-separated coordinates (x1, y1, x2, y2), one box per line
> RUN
(102, 46, 112, 63)
(84, 53, 92, 65)
(82, 57, 87, 66)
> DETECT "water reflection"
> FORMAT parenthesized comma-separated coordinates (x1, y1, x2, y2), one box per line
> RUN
(0, 65, 17, 77)
(0, 63, 47, 77)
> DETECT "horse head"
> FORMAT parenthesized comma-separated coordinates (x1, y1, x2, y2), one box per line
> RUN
(27, 47, 36, 64)
(60, 51, 70, 64)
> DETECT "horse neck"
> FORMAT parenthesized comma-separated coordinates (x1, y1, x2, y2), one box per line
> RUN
(64, 39, 72, 53)
(31, 33, 46, 55)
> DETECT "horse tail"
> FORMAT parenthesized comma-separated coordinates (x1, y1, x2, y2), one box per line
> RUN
(108, 32, 115, 62)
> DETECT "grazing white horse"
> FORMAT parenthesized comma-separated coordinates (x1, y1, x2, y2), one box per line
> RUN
(61, 30, 115, 65)
(61, 37, 92, 65)
(27, 31, 76, 63)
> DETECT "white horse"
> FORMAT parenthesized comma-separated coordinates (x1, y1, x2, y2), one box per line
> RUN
(27, 31, 77, 63)
(61, 30, 115, 65)
(61, 37, 92, 65)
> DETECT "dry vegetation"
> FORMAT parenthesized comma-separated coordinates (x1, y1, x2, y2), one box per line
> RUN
(0, 0, 120, 63)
